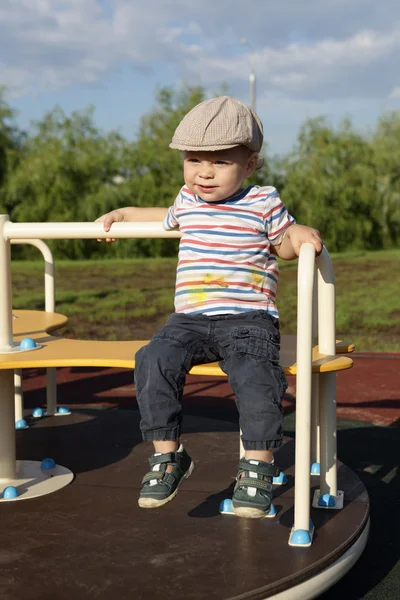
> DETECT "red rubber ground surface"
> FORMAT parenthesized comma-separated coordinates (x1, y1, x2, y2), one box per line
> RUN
(21, 353, 399, 427)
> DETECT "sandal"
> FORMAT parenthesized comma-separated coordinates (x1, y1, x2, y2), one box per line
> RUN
(138, 446, 194, 508)
(232, 458, 280, 519)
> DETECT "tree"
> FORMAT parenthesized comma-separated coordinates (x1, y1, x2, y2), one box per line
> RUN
(0, 88, 24, 216)
(371, 112, 400, 247)
(4, 106, 131, 258)
(3, 85, 398, 258)
(277, 117, 397, 251)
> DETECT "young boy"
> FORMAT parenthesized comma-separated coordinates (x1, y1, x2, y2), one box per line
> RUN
(97, 96, 323, 518)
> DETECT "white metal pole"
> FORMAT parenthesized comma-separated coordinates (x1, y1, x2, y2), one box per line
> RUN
(0, 371, 17, 480)
(46, 369, 58, 416)
(293, 243, 315, 533)
(0, 215, 17, 479)
(310, 375, 320, 466)
(319, 372, 337, 496)
(317, 248, 336, 357)
(316, 249, 337, 498)
(0, 216, 14, 352)
(4, 221, 181, 240)
(14, 370, 23, 422)
(310, 270, 320, 466)
(11, 239, 58, 415)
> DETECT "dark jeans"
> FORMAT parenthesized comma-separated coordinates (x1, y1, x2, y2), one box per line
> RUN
(134, 310, 288, 451)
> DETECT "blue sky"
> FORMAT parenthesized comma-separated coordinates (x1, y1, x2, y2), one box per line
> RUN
(1, 0, 399, 156)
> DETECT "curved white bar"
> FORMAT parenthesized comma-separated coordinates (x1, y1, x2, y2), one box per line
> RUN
(11, 239, 55, 312)
(11, 240, 58, 416)
(4, 221, 182, 240)
(293, 243, 316, 534)
(0, 217, 342, 541)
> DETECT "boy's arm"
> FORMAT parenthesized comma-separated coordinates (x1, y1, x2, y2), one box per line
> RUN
(98, 207, 168, 228)
(96, 206, 169, 241)
(272, 223, 323, 260)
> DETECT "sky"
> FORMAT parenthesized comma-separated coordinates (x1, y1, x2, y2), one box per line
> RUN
(1, 0, 399, 156)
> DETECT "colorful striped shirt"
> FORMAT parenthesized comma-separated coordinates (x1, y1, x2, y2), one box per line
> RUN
(163, 185, 295, 317)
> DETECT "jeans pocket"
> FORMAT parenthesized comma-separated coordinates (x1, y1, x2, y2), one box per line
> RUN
(232, 326, 280, 363)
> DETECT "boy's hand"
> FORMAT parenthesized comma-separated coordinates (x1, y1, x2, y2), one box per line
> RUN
(95, 210, 125, 242)
(274, 224, 324, 260)
(286, 224, 323, 256)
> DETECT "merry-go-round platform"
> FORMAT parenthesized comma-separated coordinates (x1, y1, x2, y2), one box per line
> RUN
(0, 401, 369, 600)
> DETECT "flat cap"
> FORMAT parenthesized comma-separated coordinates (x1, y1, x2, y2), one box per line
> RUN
(170, 96, 263, 152)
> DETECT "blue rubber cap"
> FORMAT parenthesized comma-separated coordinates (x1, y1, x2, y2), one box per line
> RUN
(20, 337, 37, 350)
(2, 486, 19, 499)
(318, 493, 336, 507)
(273, 471, 287, 484)
(57, 406, 70, 415)
(268, 503, 277, 516)
(32, 407, 44, 418)
(290, 529, 312, 546)
(310, 462, 320, 475)
(219, 498, 233, 514)
(15, 419, 28, 429)
(41, 458, 56, 470)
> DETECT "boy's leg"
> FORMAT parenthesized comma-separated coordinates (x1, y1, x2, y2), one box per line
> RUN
(134, 313, 214, 507)
(217, 312, 287, 517)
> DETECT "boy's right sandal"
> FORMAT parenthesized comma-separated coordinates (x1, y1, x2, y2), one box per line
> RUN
(231, 458, 280, 519)
(138, 447, 194, 508)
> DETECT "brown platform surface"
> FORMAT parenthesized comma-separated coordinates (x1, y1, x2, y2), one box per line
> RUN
(0, 409, 369, 600)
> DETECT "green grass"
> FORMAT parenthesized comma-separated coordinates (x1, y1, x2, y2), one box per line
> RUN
(11, 250, 400, 352)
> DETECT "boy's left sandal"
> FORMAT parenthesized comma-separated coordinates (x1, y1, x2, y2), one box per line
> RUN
(232, 458, 280, 519)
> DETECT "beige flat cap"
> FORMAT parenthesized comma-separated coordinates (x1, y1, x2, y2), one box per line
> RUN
(170, 96, 263, 152)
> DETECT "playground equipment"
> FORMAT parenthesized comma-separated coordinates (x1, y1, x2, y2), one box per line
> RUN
(11, 239, 70, 429)
(0, 215, 369, 598)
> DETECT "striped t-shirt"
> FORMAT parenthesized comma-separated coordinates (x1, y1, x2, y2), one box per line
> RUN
(163, 185, 295, 317)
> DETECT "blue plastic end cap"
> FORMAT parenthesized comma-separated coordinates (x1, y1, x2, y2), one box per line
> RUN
(20, 337, 37, 350)
(268, 503, 277, 516)
(32, 407, 44, 418)
(219, 498, 233, 513)
(318, 493, 336, 507)
(310, 462, 320, 475)
(57, 406, 70, 415)
(41, 458, 56, 470)
(273, 471, 287, 484)
(2, 486, 19, 499)
(15, 419, 28, 429)
(290, 529, 312, 546)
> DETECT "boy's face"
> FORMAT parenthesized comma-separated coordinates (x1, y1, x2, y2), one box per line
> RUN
(183, 147, 258, 202)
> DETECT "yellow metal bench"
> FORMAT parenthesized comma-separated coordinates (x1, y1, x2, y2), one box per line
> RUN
(8, 309, 353, 375)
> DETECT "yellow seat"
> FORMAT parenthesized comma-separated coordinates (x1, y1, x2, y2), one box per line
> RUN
(3, 309, 353, 375)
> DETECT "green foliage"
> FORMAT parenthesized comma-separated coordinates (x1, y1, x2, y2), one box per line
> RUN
(0, 88, 24, 214)
(10, 250, 400, 351)
(279, 115, 400, 251)
(1, 85, 400, 257)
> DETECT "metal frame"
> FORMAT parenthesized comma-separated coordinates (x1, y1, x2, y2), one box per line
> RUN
(0, 216, 341, 544)
(11, 239, 58, 419)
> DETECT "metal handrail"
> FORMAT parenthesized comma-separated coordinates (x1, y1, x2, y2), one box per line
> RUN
(0, 216, 338, 545)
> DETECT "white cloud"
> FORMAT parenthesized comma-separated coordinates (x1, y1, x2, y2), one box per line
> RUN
(0, 0, 399, 108)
